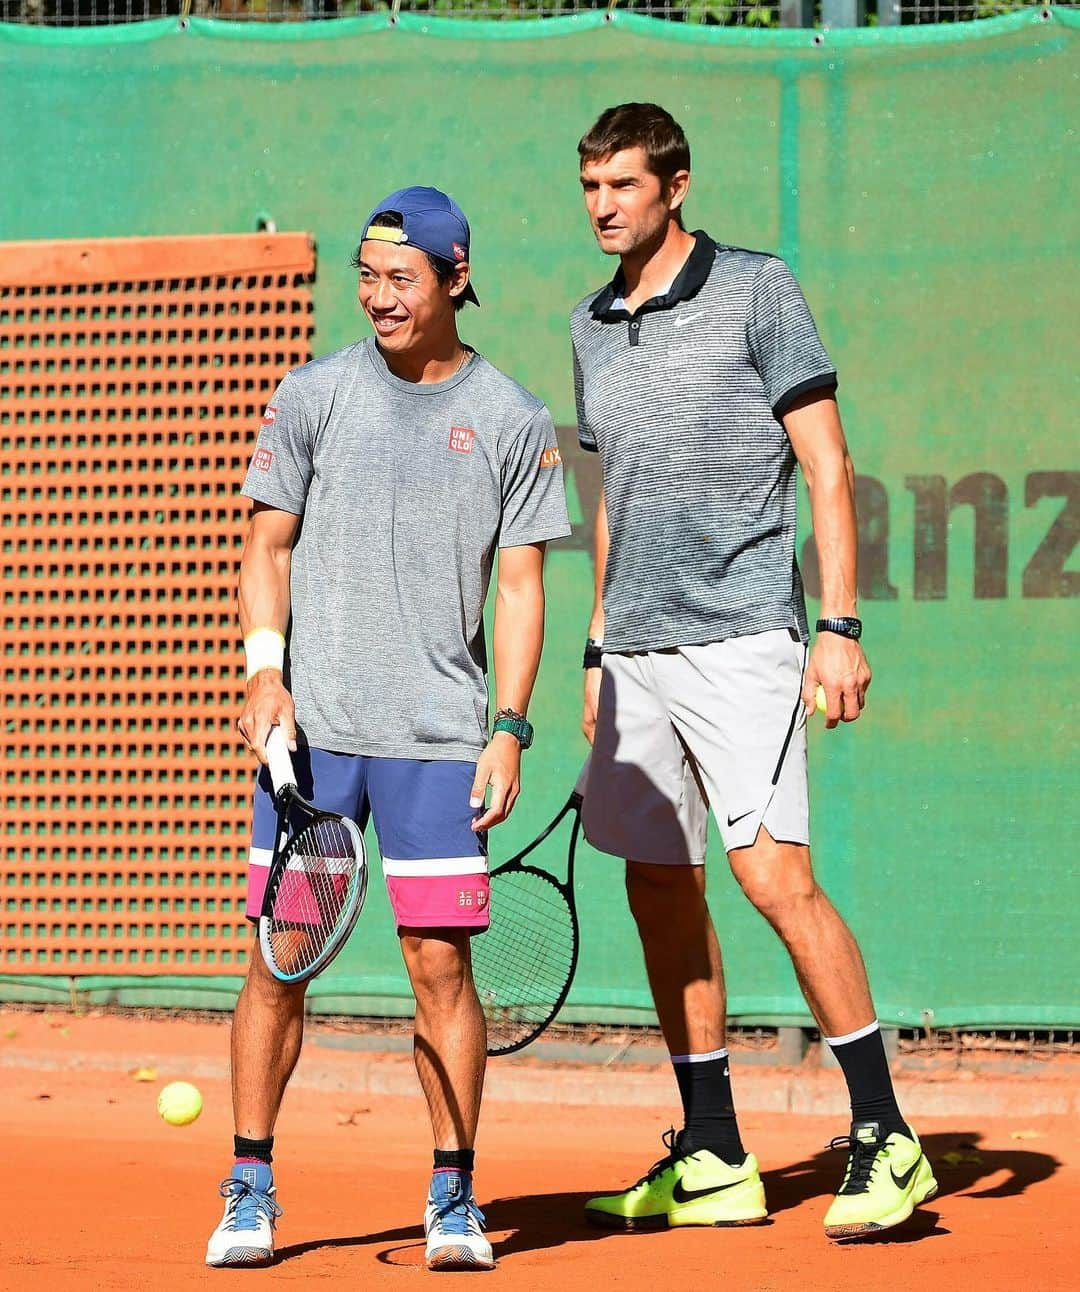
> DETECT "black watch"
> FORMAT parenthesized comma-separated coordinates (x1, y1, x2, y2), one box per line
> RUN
(492, 708, 534, 750)
(816, 616, 863, 641)
(583, 638, 603, 670)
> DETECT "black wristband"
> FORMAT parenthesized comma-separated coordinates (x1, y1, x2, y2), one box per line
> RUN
(815, 616, 863, 641)
(583, 639, 603, 670)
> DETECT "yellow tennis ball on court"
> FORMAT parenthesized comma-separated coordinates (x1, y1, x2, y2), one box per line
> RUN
(815, 684, 827, 714)
(157, 1080, 203, 1126)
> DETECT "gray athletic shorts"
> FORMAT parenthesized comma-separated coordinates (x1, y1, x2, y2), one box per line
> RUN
(582, 629, 809, 863)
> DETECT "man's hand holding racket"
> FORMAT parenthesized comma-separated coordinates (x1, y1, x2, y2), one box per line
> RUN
(238, 668, 298, 764)
(470, 731, 521, 832)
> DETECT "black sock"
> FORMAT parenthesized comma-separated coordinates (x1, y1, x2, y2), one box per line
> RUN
(826, 1023, 909, 1139)
(234, 1134, 274, 1165)
(671, 1049, 745, 1167)
(434, 1148, 475, 1174)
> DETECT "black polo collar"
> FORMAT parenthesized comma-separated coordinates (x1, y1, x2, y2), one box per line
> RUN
(588, 230, 717, 322)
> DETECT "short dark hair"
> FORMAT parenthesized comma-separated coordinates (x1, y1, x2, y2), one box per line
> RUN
(578, 103, 691, 228)
(351, 212, 465, 312)
(578, 102, 691, 186)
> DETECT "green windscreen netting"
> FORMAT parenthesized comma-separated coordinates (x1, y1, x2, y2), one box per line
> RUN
(1, 10, 1077, 1025)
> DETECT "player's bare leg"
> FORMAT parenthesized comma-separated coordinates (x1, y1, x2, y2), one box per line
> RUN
(726, 829, 872, 1037)
(584, 861, 767, 1231)
(401, 929, 493, 1269)
(207, 941, 301, 1267)
(400, 929, 486, 1149)
(624, 861, 726, 1055)
(231, 938, 309, 1138)
(728, 827, 936, 1240)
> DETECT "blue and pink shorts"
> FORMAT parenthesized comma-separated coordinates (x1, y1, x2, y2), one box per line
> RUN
(245, 746, 489, 933)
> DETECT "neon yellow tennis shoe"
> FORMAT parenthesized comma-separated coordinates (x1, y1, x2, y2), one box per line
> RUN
(585, 1129, 768, 1230)
(824, 1121, 938, 1241)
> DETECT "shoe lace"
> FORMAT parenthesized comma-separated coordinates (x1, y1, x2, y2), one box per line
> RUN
(218, 1177, 283, 1233)
(640, 1127, 694, 1186)
(431, 1189, 486, 1237)
(828, 1133, 888, 1196)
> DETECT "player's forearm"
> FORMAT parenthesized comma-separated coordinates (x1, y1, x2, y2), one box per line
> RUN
(807, 453, 859, 618)
(237, 540, 293, 640)
(492, 575, 545, 716)
(589, 494, 609, 640)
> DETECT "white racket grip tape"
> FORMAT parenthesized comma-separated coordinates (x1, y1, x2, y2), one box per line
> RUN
(265, 726, 298, 796)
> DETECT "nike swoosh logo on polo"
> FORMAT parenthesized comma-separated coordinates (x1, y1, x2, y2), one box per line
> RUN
(890, 1158, 921, 1191)
(671, 1178, 745, 1204)
(726, 809, 755, 827)
(674, 312, 704, 327)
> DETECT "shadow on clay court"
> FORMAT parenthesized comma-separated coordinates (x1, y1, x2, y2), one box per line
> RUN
(273, 1194, 600, 1266)
(763, 1130, 1059, 1227)
(273, 1133, 1059, 1264)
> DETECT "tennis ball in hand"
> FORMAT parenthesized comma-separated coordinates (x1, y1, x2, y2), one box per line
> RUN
(815, 685, 827, 714)
(157, 1080, 203, 1126)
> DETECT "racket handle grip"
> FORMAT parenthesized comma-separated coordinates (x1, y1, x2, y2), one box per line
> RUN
(265, 726, 298, 797)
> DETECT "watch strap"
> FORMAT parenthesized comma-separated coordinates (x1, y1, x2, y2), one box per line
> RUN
(815, 616, 863, 640)
(492, 708, 533, 751)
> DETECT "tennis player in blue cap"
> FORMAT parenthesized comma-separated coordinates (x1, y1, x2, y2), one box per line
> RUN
(205, 186, 570, 1271)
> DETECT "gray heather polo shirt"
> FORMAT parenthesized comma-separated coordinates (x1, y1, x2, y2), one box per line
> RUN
(570, 232, 837, 654)
(241, 338, 571, 761)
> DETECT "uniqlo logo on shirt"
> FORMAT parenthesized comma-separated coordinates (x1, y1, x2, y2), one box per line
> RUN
(253, 448, 274, 472)
(449, 427, 475, 455)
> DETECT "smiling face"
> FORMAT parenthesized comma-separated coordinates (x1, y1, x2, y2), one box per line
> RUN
(356, 239, 467, 356)
(580, 146, 688, 259)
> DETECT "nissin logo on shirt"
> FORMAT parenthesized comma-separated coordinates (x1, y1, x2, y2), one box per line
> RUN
(260, 406, 277, 428)
(448, 427, 475, 455)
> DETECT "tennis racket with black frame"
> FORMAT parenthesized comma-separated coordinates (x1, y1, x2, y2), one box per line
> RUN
(471, 784, 584, 1056)
(258, 727, 368, 984)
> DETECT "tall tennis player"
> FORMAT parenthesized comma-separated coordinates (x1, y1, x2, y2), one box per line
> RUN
(205, 186, 570, 1271)
(571, 104, 937, 1243)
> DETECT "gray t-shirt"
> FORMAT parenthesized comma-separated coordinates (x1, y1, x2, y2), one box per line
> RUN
(241, 338, 571, 760)
(571, 235, 836, 653)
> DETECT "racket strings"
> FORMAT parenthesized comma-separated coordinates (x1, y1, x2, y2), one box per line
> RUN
(471, 869, 575, 1052)
(266, 818, 360, 978)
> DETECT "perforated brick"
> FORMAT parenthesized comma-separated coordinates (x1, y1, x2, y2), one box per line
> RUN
(1, 234, 315, 974)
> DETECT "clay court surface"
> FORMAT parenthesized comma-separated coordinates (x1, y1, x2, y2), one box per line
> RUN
(2, 1010, 1077, 1292)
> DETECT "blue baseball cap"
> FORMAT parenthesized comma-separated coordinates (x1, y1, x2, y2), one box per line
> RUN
(361, 186, 480, 307)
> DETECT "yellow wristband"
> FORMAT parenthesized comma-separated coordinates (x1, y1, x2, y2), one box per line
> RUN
(244, 627, 285, 681)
